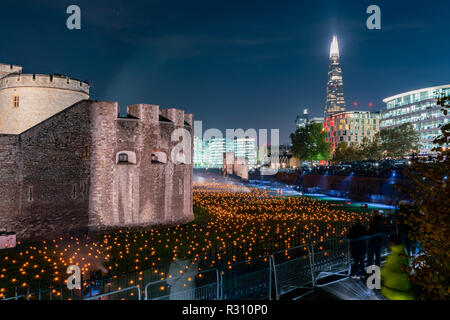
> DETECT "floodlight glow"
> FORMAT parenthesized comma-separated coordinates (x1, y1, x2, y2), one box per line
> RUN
(330, 35, 340, 58)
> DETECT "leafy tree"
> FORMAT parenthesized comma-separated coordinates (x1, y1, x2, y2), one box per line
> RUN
(359, 136, 383, 161)
(397, 95, 450, 300)
(375, 123, 420, 158)
(332, 142, 360, 163)
(290, 122, 331, 165)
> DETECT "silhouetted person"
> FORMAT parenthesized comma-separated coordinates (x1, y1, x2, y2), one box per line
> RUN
(348, 222, 368, 279)
(367, 214, 385, 267)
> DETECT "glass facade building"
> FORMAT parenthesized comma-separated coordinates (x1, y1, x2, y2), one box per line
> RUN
(381, 85, 450, 154)
(194, 136, 258, 168)
(234, 137, 257, 168)
(193, 136, 206, 168)
(295, 109, 309, 128)
(325, 36, 346, 118)
(324, 111, 380, 152)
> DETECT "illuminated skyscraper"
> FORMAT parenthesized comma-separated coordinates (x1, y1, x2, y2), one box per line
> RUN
(325, 35, 346, 118)
(234, 137, 257, 168)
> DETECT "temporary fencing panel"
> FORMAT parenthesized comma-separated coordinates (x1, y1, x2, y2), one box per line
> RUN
(271, 244, 314, 300)
(311, 237, 351, 287)
(144, 268, 219, 300)
(220, 256, 272, 300)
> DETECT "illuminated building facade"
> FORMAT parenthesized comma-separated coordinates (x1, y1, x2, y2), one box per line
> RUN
(381, 85, 450, 154)
(193, 136, 206, 168)
(295, 109, 309, 128)
(198, 136, 257, 169)
(324, 111, 380, 152)
(233, 137, 257, 168)
(324, 36, 346, 118)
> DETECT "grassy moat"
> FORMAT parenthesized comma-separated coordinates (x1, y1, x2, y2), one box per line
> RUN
(0, 182, 382, 299)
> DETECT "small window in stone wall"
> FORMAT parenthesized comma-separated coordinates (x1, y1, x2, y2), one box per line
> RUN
(72, 184, 77, 199)
(28, 186, 33, 202)
(11, 95, 19, 108)
(118, 153, 128, 163)
(83, 145, 90, 160)
(116, 151, 137, 164)
(151, 151, 167, 164)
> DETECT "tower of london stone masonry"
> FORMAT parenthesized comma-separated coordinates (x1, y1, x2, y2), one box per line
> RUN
(0, 62, 90, 134)
(0, 62, 194, 241)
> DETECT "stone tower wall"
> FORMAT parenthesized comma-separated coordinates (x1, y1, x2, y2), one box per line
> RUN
(0, 99, 193, 240)
(0, 73, 89, 134)
(0, 100, 92, 239)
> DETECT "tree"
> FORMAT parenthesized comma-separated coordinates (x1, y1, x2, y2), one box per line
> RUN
(375, 123, 420, 158)
(359, 136, 383, 161)
(332, 142, 360, 163)
(397, 95, 450, 300)
(290, 122, 331, 165)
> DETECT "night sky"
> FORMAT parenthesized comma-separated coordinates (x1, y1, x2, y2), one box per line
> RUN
(1, 0, 449, 143)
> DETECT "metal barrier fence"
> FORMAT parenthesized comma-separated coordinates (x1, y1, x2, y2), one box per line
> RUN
(144, 268, 220, 300)
(271, 245, 314, 300)
(220, 256, 272, 300)
(84, 286, 141, 300)
(3, 235, 394, 301)
(311, 238, 351, 287)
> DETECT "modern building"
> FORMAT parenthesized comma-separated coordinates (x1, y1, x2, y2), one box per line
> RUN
(381, 85, 450, 154)
(0, 62, 90, 134)
(295, 109, 309, 128)
(198, 136, 257, 169)
(310, 117, 324, 125)
(233, 137, 257, 168)
(204, 137, 228, 168)
(324, 110, 380, 152)
(193, 136, 206, 168)
(324, 36, 346, 118)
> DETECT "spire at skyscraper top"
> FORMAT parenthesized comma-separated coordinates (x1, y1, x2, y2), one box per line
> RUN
(330, 35, 340, 58)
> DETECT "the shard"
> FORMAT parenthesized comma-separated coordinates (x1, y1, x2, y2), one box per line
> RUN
(324, 35, 346, 118)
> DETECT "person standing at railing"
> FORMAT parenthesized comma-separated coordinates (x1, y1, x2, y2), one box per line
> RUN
(367, 214, 385, 267)
(381, 235, 415, 300)
(348, 222, 368, 280)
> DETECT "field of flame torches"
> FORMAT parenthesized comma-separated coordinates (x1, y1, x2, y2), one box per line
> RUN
(0, 182, 374, 299)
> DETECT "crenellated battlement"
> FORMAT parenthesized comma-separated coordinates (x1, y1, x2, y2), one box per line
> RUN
(0, 63, 23, 79)
(124, 104, 191, 127)
(0, 73, 89, 94)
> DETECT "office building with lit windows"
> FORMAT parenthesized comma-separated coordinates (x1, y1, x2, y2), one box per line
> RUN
(381, 85, 450, 154)
(233, 137, 257, 168)
(295, 109, 309, 128)
(193, 136, 207, 168)
(204, 137, 227, 168)
(324, 111, 380, 152)
(196, 136, 258, 169)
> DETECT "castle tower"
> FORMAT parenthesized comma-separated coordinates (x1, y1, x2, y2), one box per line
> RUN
(0, 62, 89, 134)
(324, 36, 346, 118)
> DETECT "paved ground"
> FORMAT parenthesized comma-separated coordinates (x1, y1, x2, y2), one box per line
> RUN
(300, 278, 386, 300)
